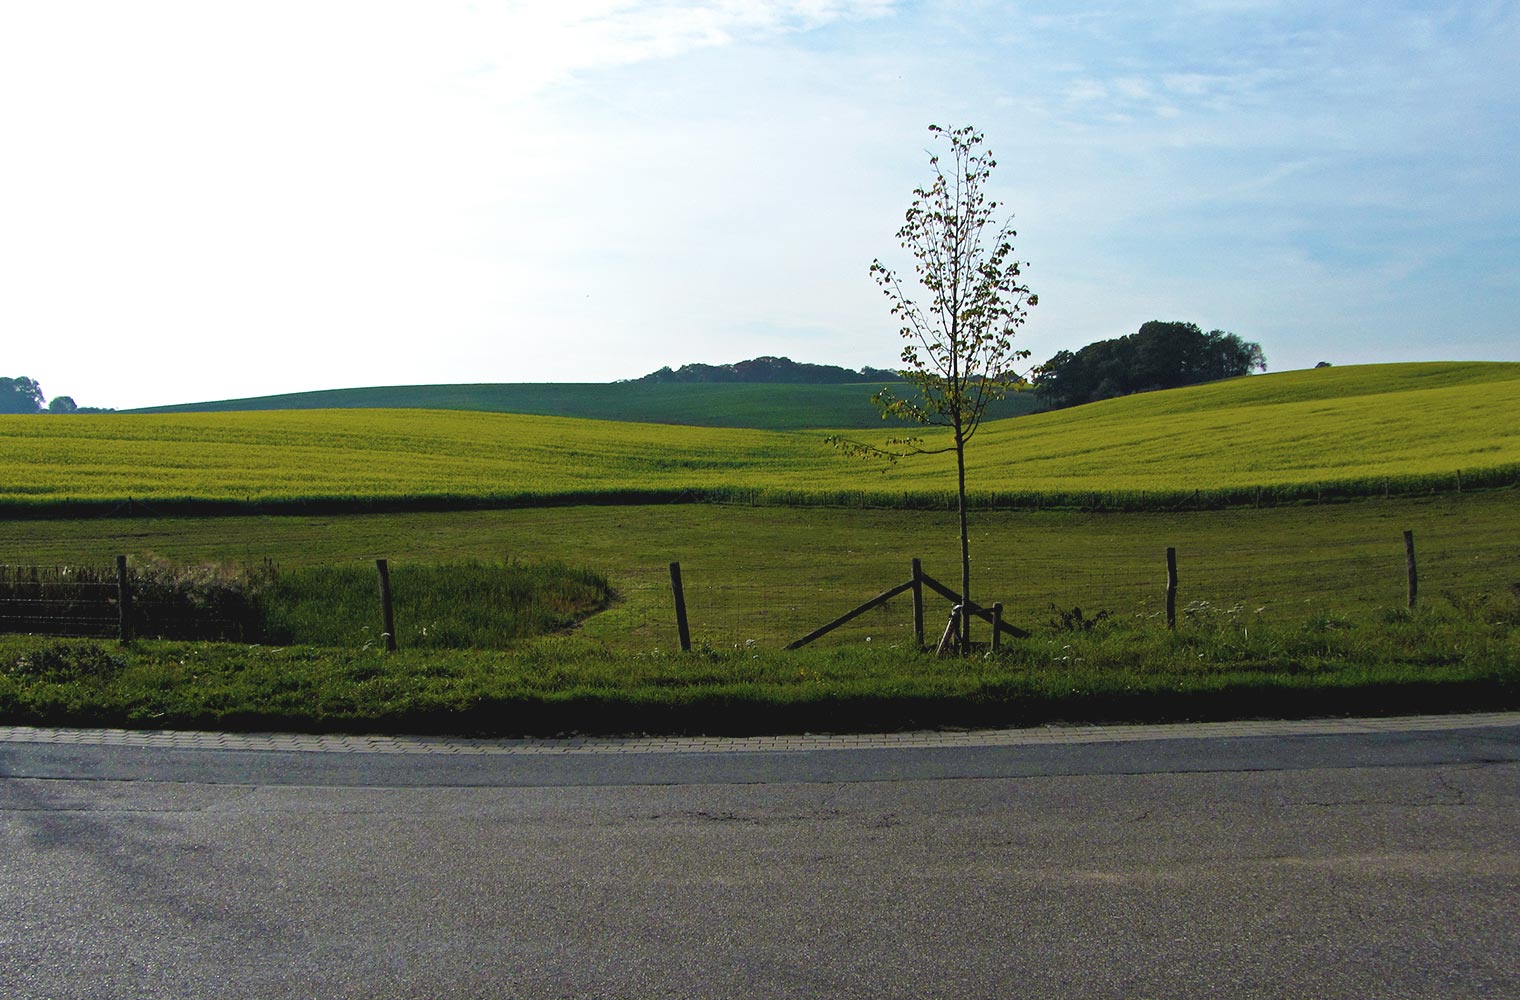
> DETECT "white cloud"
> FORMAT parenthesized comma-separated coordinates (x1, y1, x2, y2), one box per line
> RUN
(0, 1, 902, 404)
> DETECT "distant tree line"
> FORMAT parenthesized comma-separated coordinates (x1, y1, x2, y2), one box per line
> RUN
(1033, 321, 1265, 410)
(635, 356, 899, 384)
(1, 375, 111, 414)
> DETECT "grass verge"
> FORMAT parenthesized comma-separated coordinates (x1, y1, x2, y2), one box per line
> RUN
(2, 593, 1514, 736)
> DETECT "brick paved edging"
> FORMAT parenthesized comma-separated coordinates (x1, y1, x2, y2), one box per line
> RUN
(0, 712, 1515, 756)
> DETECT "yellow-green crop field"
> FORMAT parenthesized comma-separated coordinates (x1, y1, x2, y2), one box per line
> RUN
(3, 361, 1518, 512)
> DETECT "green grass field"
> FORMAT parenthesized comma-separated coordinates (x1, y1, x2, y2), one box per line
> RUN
(128, 380, 1044, 429)
(4, 362, 1517, 514)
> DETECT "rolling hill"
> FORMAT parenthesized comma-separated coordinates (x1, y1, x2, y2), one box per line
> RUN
(5, 362, 1517, 513)
(128, 380, 1042, 430)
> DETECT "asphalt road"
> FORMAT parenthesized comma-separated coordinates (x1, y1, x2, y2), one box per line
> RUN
(3, 718, 1518, 999)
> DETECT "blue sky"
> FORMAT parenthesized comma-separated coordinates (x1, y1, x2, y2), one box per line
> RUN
(2, 1, 1515, 409)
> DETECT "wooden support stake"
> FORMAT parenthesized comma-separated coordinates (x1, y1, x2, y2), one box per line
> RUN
(911, 558, 924, 649)
(375, 558, 397, 652)
(1403, 530, 1418, 610)
(116, 554, 132, 642)
(669, 562, 692, 652)
(935, 606, 962, 657)
(1165, 547, 1178, 631)
(991, 603, 1003, 654)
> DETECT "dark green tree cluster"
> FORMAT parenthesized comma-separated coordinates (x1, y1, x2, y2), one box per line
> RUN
(0, 376, 46, 414)
(1034, 321, 1265, 410)
(636, 356, 898, 384)
(1, 375, 106, 414)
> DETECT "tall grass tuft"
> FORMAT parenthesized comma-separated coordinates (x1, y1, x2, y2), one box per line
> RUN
(0, 559, 276, 640)
(131, 556, 275, 640)
(0, 557, 613, 648)
(261, 560, 612, 649)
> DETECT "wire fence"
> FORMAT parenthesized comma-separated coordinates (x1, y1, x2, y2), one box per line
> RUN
(3, 522, 1515, 649)
(615, 529, 1517, 651)
(0, 565, 119, 638)
(0, 562, 261, 641)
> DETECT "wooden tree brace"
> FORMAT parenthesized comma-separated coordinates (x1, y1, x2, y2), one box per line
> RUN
(786, 579, 915, 650)
(916, 571, 1031, 639)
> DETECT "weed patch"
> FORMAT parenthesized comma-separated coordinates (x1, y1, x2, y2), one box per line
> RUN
(5, 639, 126, 682)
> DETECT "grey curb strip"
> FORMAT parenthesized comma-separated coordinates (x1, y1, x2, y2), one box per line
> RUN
(0, 712, 1516, 756)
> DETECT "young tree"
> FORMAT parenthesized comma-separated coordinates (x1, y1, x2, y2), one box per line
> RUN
(835, 124, 1036, 651)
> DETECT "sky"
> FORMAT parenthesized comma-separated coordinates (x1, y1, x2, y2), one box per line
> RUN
(2, 1, 1516, 410)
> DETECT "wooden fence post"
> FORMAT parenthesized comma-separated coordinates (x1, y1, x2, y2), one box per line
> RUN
(911, 558, 925, 649)
(116, 554, 132, 642)
(375, 559, 398, 652)
(991, 603, 1003, 653)
(669, 562, 692, 652)
(1403, 530, 1418, 610)
(1165, 547, 1178, 630)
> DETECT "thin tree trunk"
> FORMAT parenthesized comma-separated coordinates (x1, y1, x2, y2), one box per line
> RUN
(956, 429, 971, 655)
